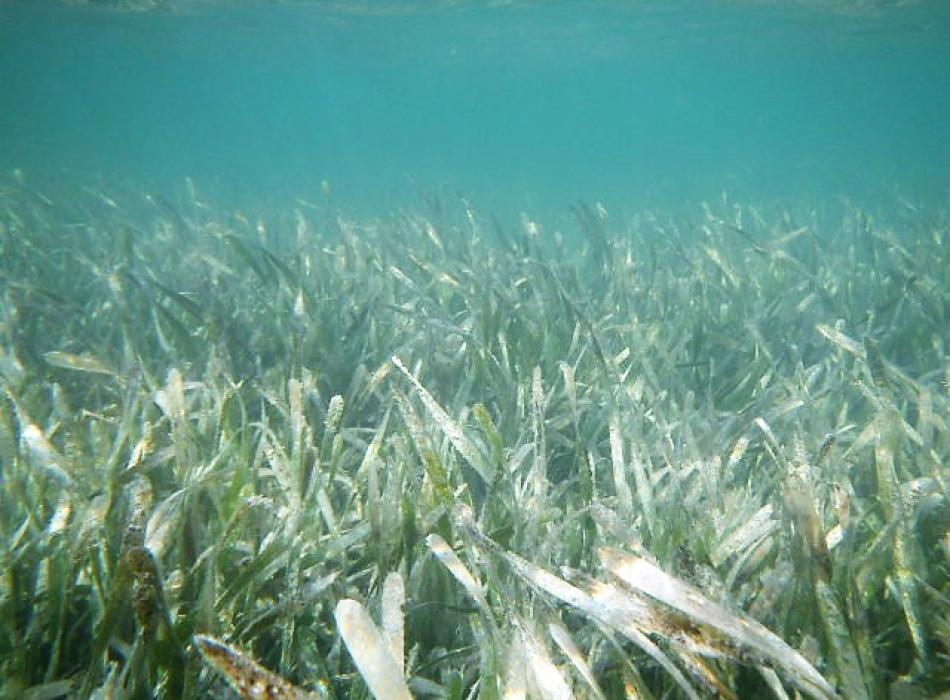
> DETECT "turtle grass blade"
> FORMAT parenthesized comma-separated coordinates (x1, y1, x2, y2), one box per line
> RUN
(516, 619, 575, 700)
(547, 622, 607, 700)
(608, 413, 634, 520)
(711, 504, 777, 569)
(392, 355, 491, 484)
(425, 533, 490, 613)
(334, 599, 413, 700)
(813, 577, 872, 700)
(502, 631, 528, 700)
(143, 277, 205, 322)
(381, 572, 406, 676)
(222, 233, 270, 284)
(457, 512, 702, 700)
(784, 465, 874, 700)
(875, 412, 931, 669)
(601, 548, 839, 700)
(195, 635, 318, 700)
(43, 351, 116, 377)
(20, 680, 74, 700)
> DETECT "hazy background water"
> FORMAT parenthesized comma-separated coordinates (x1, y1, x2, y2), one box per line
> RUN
(2, 0, 949, 216)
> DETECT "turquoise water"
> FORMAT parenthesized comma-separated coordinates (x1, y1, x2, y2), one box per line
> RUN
(2, 0, 949, 214)
(2, 4, 949, 698)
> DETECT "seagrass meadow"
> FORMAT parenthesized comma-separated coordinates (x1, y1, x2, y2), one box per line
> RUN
(0, 180, 947, 699)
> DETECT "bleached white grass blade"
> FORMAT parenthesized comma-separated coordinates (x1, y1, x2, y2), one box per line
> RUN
(755, 417, 789, 471)
(288, 378, 305, 459)
(601, 548, 838, 700)
(608, 414, 634, 519)
(145, 488, 185, 558)
(425, 533, 489, 612)
(727, 436, 750, 471)
(558, 361, 578, 423)
(815, 323, 863, 357)
(262, 433, 301, 516)
(711, 504, 776, 568)
(530, 366, 547, 506)
(21, 423, 73, 486)
(154, 368, 187, 422)
(759, 666, 791, 700)
(381, 572, 406, 676)
(548, 622, 607, 700)
(628, 441, 655, 536)
(43, 350, 115, 376)
(360, 410, 390, 534)
(392, 355, 490, 482)
(518, 622, 574, 700)
(502, 633, 527, 700)
(46, 495, 72, 537)
(578, 575, 705, 699)
(334, 599, 412, 700)
(457, 516, 701, 700)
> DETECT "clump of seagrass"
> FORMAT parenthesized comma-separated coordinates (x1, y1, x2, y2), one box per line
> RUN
(0, 176, 945, 698)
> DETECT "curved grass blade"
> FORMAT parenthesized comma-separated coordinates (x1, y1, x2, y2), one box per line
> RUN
(392, 355, 490, 483)
(601, 548, 838, 700)
(195, 635, 317, 700)
(43, 351, 115, 377)
(456, 511, 702, 700)
(517, 620, 574, 700)
(334, 599, 413, 700)
(547, 622, 607, 700)
(425, 533, 489, 612)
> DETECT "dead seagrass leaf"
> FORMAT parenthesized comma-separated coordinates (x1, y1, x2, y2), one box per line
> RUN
(194, 635, 318, 700)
